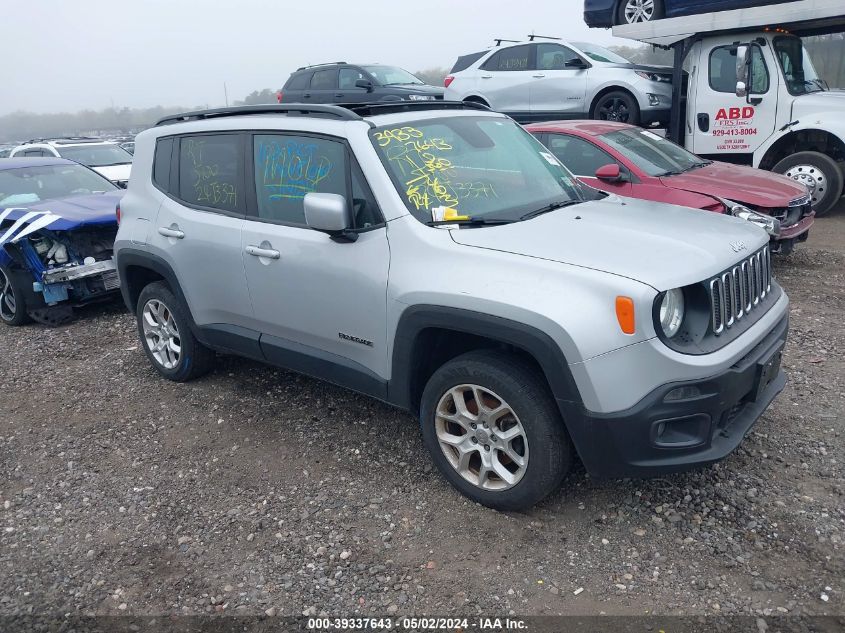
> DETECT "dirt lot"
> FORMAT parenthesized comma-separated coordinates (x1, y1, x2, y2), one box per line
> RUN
(1, 209, 843, 621)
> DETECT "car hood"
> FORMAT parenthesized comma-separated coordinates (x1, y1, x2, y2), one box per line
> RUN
(382, 84, 445, 96)
(597, 62, 674, 75)
(790, 89, 845, 118)
(659, 162, 808, 208)
(447, 197, 769, 291)
(0, 191, 122, 246)
(92, 163, 132, 182)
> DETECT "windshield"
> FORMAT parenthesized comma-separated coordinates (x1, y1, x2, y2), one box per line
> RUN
(57, 144, 133, 167)
(362, 65, 425, 86)
(572, 42, 631, 64)
(600, 128, 708, 177)
(371, 115, 583, 223)
(773, 36, 824, 95)
(0, 163, 117, 206)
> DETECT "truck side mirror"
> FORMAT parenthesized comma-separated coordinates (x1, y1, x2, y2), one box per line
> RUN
(735, 45, 750, 99)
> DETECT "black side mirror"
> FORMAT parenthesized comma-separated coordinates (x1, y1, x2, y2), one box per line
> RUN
(565, 59, 588, 69)
(355, 79, 374, 92)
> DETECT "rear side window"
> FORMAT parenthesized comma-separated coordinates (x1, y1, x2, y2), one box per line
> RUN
(153, 137, 173, 191)
(450, 51, 486, 73)
(286, 72, 311, 90)
(311, 69, 337, 89)
(253, 134, 347, 224)
(482, 45, 531, 72)
(177, 134, 240, 212)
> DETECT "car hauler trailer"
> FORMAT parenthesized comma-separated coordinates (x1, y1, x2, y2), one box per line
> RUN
(612, 0, 845, 214)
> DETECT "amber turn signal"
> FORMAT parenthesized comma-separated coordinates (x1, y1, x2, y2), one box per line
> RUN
(616, 296, 636, 335)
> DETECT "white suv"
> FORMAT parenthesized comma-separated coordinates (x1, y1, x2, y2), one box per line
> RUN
(445, 38, 672, 126)
(115, 102, 788, 510)
(10, 138, 132, 187)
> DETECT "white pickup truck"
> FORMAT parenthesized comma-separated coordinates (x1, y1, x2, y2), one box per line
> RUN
(613, 0, 845, 215)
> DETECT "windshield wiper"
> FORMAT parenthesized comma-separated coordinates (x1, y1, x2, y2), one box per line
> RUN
(425, 217, 512, 227)
(685, 161, 713, 171)
(519, 199, 583, 221)
(658, 169, 685, 177)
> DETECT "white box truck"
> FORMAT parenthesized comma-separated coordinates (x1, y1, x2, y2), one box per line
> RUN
(612, 0, 845, 214)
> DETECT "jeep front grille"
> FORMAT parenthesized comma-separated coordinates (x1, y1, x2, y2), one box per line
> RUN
(710, 246, 771, 335)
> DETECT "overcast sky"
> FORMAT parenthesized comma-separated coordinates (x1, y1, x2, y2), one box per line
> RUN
(1, 0, 626, 115)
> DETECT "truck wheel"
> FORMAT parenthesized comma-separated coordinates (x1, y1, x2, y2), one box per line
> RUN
(617, 0, 664, 25)
(772, 151, 843, 216)
(0, 266, 32, 326)
(592, 91, 640, 126)
(419, 350, 571, 511)
(136, 281, 215, 382)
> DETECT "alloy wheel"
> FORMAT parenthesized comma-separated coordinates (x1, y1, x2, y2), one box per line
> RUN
(783, 164, 826, 207)
(142, 299, 181, 370)
(434, 384, 529, 491)
(0, 269, 17, 322)
(598, 98, 630, 122)
(624, 0, 655, 23)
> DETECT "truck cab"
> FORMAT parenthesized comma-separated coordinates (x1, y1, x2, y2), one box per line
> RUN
(612, 0, 845, 214)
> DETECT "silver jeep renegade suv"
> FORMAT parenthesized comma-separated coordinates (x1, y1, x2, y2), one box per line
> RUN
(115, 102, 788, 510)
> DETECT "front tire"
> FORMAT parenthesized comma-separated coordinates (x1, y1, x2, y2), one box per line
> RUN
(0, 266, 32, 326)
(136, 281, 215, 382)
(592, 90, 640, 126)
(420, 350, 571, 511)
(772, 151, 843, 216)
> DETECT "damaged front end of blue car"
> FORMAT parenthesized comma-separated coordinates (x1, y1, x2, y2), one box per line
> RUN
(0, 198, 121, 326)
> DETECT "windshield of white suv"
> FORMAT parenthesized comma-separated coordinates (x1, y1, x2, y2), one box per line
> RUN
(773, 36, 824, 95)
(572, 42, 631, 64)
(362, 66, 425, 86)
(57, 144, 133, 167)
(371, 115, 584, 224)
(600, 128, 710, 177)
(0, 163, 117, 205)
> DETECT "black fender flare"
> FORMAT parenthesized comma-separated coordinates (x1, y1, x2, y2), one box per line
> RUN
(388, 305, 584, 414)
(116, 248, 203, 339)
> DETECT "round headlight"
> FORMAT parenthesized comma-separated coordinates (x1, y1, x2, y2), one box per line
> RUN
(659, 288, 685, 338)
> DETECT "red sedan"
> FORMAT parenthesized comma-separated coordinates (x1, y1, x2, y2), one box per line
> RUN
(526, 121, 814, 254)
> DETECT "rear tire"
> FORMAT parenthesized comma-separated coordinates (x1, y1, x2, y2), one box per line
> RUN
(0, 265, 32, 326)
(772, 151, 843, 216)
(136, 281, 215, 382)
(592, 90, 640, 126)
(419, 350, 571, 511)
(616, 0, 664, 25)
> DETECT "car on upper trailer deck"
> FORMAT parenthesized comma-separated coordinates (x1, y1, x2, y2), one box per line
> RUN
(584, 0, 800, 27)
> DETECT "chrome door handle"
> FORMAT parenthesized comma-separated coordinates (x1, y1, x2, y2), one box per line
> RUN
(532, 73, 546, 78)
(158, 227, 184, 239)
(245, 245, 281, 259)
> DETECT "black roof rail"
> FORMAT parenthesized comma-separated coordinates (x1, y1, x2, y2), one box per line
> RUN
(337, 100, 492, 117)
(155, 104, 364, 126)
(493, 38, 520, 46)
(24, 136, 101, 144)
(527, 34, 561, 41)
(295, 61, 348, 71)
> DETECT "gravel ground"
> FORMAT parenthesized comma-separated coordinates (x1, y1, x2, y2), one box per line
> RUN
(1, 211, 843, 620)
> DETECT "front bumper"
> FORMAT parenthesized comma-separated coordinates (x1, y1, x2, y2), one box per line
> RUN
(561, 313, 788, 478)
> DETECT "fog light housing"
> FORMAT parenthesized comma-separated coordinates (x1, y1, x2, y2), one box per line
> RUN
(664, 385, 702, 402)
(651, 414, 711, 448)
(647, 93, 661, 106)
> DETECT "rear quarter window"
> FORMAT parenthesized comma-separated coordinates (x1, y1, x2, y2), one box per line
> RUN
(450, 51, 486, 73)
(285, 72, 311, 90)
(153, 137, 174, 192)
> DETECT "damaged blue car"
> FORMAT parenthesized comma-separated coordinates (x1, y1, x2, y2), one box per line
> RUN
(0, 158, 123, 326)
